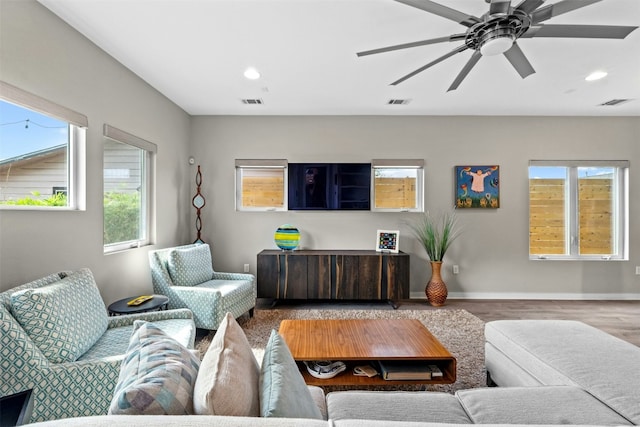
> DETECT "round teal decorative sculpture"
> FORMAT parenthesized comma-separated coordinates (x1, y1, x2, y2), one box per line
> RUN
(274, 224, 300, 251)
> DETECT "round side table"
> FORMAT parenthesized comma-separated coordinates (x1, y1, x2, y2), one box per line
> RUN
(107, 294, 169, 316)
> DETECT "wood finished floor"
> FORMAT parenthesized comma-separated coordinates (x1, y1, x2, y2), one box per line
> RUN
(256, 298, 640, 347)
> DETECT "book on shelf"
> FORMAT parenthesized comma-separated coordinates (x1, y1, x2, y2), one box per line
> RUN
(377, 360, 434, 381)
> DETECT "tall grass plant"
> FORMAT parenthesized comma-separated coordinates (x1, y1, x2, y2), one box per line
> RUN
(409, 210, 461, 262)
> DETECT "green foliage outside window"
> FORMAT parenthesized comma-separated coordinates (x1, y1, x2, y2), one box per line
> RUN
(0, 191, 67, 206)
(104, 191, 141, 245)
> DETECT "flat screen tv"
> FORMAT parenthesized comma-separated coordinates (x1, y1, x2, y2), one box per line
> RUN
(288, 163, 371, 210)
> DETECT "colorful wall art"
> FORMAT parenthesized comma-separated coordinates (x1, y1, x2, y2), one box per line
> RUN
(455, 165, 500, 209)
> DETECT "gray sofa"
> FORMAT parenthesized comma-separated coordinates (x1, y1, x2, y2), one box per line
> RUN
(484, 319, 639, 425)
(29, 319, 638, 426)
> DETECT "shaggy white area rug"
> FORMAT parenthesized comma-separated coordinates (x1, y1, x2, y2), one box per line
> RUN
(196, 308, 486, 393)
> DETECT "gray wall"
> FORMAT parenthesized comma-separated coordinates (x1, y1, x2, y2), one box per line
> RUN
(1, 1, 638, 302)
(0, 0, 192, 304)
(190, 116, 640, 298)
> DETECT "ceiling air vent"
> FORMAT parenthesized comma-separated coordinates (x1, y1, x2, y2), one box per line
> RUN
(598, 99, 632, 107)
(241, 99, 263, 105)
(387, 99, 411, 105)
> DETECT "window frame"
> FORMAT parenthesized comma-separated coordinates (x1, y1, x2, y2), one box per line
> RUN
(235, 159, 288, 212)
(528, 160, 629, 261)
(103, 124, 156, 253)
(371, 159, 424, 212)
(0, 81, 87, 211)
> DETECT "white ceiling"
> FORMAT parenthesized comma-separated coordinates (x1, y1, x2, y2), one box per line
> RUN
(38, 0, 640, 116)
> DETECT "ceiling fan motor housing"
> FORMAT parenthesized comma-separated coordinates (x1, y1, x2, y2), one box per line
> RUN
(467, 10, 531, 55)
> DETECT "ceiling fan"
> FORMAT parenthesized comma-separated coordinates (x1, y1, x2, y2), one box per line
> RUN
(357, 0, 638, 91)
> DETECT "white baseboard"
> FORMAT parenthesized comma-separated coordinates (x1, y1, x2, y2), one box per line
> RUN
(409, 291, 640, 300)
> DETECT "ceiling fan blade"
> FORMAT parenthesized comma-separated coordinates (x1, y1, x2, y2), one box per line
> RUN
(489, 0, 512, 16)
(394, 0, 481, 27)
(514, 0, 545, 15)
(447, 50, 482, 92)
(532, 0, 601, 24)
(503, 42, 535, 79)
(357, 34, 466, 57)
(391, 45, 468, 86)
(522, 24, 638, 39)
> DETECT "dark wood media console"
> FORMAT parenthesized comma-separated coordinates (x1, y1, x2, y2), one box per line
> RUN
(257, 249, 410, 308)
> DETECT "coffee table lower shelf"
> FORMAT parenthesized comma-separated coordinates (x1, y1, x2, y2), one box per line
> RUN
(298, 359, 456, 386)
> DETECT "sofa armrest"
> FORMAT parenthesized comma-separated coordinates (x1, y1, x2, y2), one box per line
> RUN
(212, 272, 255, 283)
(28, 356, 124, 422)
(107, 308, 193, 329)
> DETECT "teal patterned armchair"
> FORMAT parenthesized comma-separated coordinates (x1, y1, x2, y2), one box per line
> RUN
(149, 243, 256, 330)
(0, 268, 196, 423)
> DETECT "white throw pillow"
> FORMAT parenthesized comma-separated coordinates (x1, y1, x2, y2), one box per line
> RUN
(193, 312, 260, 416)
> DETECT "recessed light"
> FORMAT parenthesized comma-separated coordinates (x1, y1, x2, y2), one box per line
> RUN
(244, 67, 261, 80)
(585, 70, 607, 81)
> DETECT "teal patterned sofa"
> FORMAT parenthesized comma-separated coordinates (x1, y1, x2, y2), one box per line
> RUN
(0, 268, 196, 423)
(149, 243, 256, 330)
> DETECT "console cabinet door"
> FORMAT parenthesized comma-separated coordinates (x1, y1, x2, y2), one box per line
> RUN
(385, 254, 410, 300)
(257, 252, 307, 298)
(257, 252, 278, 298)
(335, 254, 359, 299)
(358, 255, 382, 300)
(307, 255, 331, 299)
(282, 255, 307, 299)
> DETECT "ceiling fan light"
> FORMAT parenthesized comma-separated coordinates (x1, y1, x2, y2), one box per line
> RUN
(480, 35, 514, 56)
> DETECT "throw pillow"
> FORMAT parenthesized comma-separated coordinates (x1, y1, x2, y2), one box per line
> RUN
(108, 321, 201, 415)
(167, 244, 214, 286)
(193, 312, 260, 416)
(260, 329, 323, 419)
(10, 268, 108, 363)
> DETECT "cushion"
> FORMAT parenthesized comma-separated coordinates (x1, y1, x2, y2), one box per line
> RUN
(10, 268, 108, 363)
(260, 329, 323, 419)
(108, 321, 200, 415)
(193, 312, 260, 416)
(456, 386, 633, 425)
(0, 272, 63, 311)
(167, 244, 214, 286)
(326, 391, 471, 423)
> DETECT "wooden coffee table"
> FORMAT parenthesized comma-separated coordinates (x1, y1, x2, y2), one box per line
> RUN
(278, 318, 456, 386)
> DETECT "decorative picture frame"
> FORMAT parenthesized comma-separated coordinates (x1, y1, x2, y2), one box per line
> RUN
(455, 165, 500, 209)
(376, 230, 399, 253)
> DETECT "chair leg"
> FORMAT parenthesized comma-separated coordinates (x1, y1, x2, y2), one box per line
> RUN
(249, 308, 255, 318)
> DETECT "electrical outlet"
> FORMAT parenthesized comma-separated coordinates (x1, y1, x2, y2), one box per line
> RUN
(636, 266, 640, 275)
(244, 263, 250, 273)
(452, 265, 459, 274)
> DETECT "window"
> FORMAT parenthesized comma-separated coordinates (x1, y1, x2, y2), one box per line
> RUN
(0, 81, 87, 209)
(371, 159, 424, 212)
(103, 124, 156, 252)
(235, 159, 287, 211)
(528, 160, 628, 260)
